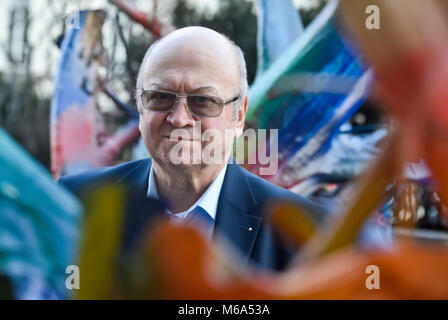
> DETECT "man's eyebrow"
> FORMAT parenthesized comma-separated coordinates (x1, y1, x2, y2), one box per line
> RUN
(147, 84, 218, 94)
(191, 86, 218, 94)
(147, 83, 174, 90)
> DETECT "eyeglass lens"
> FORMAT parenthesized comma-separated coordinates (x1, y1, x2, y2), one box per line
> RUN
(141, 91, 223, 117)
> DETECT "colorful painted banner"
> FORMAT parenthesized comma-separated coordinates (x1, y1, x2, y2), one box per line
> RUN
(247, 1, 371, 191)
(51, 10, 140, 179)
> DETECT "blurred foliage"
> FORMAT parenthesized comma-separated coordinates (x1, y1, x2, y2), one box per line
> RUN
(0, 73, 51, 168)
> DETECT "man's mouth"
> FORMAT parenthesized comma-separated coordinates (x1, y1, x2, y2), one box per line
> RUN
(164, 135, 198, 142)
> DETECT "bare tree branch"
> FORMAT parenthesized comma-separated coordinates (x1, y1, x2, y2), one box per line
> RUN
(115, 12, 136, 90)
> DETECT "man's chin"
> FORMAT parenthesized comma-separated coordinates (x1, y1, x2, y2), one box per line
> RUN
(154, 151, 199, 167)
(164, 154, 227, 168)
(170, 162, 201, 169)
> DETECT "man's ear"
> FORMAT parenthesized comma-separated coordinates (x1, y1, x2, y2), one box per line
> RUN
(235, 96, 248, 138)
(138, 113, 143, 133)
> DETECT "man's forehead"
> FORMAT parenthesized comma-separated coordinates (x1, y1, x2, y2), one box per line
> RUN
(141, 66, 232, 96)
(152, 27, 234, 55)
(141, 45, 238, 94)
(148, 40, 234, 67)
(141, 28, 239, 80)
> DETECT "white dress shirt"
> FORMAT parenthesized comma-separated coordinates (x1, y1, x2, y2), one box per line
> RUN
(147, 164, 228, 223)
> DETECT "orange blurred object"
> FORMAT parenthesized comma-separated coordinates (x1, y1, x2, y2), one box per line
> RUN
(142, 222, 448, 299)
(340, 0, 448, 219)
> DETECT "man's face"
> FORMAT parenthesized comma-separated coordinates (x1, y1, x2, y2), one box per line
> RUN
(138, 34, 246, 169)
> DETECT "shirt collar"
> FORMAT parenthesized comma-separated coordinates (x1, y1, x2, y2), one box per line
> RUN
(147, 163, 228, 220)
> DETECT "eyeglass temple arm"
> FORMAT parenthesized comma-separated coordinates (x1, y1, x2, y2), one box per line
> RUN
(224, 95, 240, 105)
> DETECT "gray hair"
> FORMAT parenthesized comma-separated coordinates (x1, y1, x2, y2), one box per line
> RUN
(135, 34, 248, 120)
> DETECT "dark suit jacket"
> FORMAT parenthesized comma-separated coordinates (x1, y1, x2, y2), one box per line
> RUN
(59, 158, 324, 271)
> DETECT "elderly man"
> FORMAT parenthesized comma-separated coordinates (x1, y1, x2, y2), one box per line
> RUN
(60, 26, 323, 271)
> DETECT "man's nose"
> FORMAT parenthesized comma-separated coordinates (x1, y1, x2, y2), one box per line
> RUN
(166, 97, 196, 128)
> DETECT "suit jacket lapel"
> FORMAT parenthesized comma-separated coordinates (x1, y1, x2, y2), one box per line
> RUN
(214, 161, 262, 266)
(120, 158, 263, 265)
(119, 158, 169, 216)
(117, 158, 169, 253)
(117, 158, 152, 196)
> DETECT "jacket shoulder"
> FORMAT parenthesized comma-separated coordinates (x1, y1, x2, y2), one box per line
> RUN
(241, 166, 326, 222)
(242, 167, 301, 200)
(58, 158, 151, 197)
